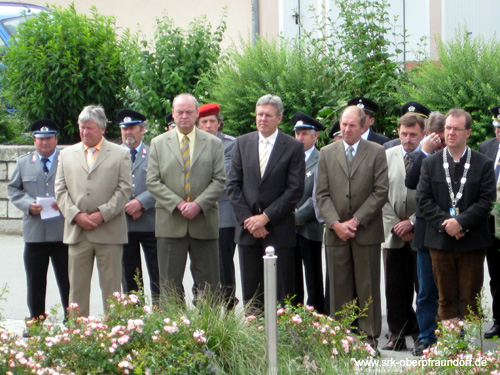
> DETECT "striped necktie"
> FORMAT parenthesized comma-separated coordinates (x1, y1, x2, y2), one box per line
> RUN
(87, 147, 96, 172)
(260, 139, 270, 177)
(404, 153, 410, 173)
(181, 135, 191, 201)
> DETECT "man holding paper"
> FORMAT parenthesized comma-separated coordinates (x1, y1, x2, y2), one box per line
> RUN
(7, 119, 69, 336)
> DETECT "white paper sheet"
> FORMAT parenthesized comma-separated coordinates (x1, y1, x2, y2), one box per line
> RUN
(36, 197, 60, 220)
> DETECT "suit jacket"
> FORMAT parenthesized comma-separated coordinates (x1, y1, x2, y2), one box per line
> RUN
(295, 147, 324, 242)
(316, 139, 389, 246)
(55, 139, 132, 245)
(382, 145, 417, 249)
(226, 130, 305, 248)
(8, 149, 65, 242)
(123, 143, 155, 232)
(405, 149, 431, 249)
(383, 138, 401, 150)
(217, 131, 237, 229)
(367, 129, 390, 145)
(146, 127, 225, 239)
(478, 137, 500, 237)
(416, 149, 495, 252)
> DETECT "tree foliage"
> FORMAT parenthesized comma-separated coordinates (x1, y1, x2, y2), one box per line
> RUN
(2, 4, 128, 143)
(400, 25, 500, 148)
(120, 13, 226, 136)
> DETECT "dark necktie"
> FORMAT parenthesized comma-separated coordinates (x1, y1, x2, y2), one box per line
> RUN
(130, 148, 138, 163)
(404, 153, 410, 173)
(41, 157, 49, 173)
(495, 161, 500, 182)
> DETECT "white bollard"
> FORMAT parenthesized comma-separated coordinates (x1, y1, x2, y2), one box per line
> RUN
(264, 246, 278, 375)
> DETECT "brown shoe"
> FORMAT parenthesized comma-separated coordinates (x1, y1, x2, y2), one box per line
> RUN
(382, 338, 407, 351)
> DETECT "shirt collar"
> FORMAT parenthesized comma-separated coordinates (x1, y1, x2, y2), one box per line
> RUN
(361, 129, 370, 140)
(343, 139, 361, 154)
(304, 146, 314, 161)
(176, 127, 196, 144)
(85, 138, 104, 151)
(259, 129, 279, 145)
(38, 149, 57, 163)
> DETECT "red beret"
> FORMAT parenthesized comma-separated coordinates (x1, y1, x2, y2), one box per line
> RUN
(198, 103, 220, 118)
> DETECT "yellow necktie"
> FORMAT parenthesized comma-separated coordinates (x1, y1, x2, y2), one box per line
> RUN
(181, 136, 191, 201)
(87, 147, 96, 172)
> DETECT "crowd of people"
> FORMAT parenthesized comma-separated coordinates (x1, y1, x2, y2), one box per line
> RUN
(7, 93, 500, 357)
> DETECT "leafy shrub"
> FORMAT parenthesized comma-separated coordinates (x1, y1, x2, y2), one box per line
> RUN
(400, 25, 500, 148)
(120, 13, 226, 137)
(208, 37, 332, 137)
(2, 4, 128, 144)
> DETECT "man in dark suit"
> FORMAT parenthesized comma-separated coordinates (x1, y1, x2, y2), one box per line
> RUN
(416, 109, 495, 328)
(292, 112, 325, 313)
(118, 109, 159, 302)
(146, 93, 225, 301)
(227, 94, 305, 311)
(348, 97, 389, 145)
(197, 103, 238, 309)
(405, 112, 445, 356)
(8, 120, 69, 335)
(384, 102, 431, 150)
(478, 106, 500, 339)
(316, 105, 389, 353)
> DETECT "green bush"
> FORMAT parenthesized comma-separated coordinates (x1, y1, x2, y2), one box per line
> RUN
(208, 37, 332, 138)
(120, 13, 226, 137)
(2, 4, 128, 144)
(400, 25, 500, 148)
(0, 110, 30, 144)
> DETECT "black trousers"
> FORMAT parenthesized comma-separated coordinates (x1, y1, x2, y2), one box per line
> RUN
(24, 242, 69, 320)
(383, 242, 419, 340)
(486, 217, 500, 325)
(293, 234, 325, 314)
(122, 231, 160, 300)
(238, 244, 295, 312)
(219, 227, 237, 303)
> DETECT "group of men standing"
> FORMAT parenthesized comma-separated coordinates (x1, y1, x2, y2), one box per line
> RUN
(7, 93, 500, 357)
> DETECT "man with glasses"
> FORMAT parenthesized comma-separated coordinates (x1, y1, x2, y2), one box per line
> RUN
(416, 109, 495, 330)
(147, 93, 225, 302)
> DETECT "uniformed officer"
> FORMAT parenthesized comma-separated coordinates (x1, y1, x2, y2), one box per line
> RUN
(118, 109, 160, 302)
(347, 97, 390, 145)
(292, 112, 326, 313)
(7, 119, 69, 335)
(197, 103, 238, 308)
(384, 102, 431, 149)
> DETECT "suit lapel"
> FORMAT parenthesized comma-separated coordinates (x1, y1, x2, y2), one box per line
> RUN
(350, 140, 368, 176)
(46, 148, 59, 179)
(75, 142, 89, 173)
(132, 145, 148, 172)
(261, 131, 285, 183)
(166, 131, 184, 168)
(192, 128, 206, 167)
(395, 145, 406, 179)
(90, 139, 109, 173)
(335, 142, 350, 177)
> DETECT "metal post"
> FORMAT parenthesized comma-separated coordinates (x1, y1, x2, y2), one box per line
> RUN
(264, 246, 278, 375)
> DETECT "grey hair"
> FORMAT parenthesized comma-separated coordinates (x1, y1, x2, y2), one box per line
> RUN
(172, 93, 199, 109)
(78, 105, 107, 129)
(256, 94, 284, 116)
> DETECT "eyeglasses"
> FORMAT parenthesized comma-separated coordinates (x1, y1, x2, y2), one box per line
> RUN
(445, 126, 468, 132)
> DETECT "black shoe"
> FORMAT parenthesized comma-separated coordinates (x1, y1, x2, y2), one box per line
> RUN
(382, 338, 407, 351)
(412, 340, 431, 356)
(22, 328, 32, 338)
(484, 324, 500, 339)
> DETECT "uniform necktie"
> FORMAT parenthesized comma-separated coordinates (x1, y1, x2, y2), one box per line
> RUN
(87, 147, 96, 172)
(260, 139, 270, 177)
(130, 148, 137, 163)
(404, 153, 410, 173)
(41, 157, 49, 173)
(181, 135, 191, 201)
(347, 146, 354, 165)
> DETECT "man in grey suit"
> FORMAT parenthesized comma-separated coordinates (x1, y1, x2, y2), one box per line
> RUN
(8, 119, 69, 334)
(227, 94, 305, 311)
(316, 105, 389, 353)
(197, 103, 238, 308)
(55, 105, 132, 317)
(292, 112, 325, 314)
(146, 93, 225, 301)
(117, 109, 159, 302)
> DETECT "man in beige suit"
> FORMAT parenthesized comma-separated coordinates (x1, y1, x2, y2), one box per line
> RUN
(146, 93, 225, 301)
(381, 113, 425, 351)
(316, 105, 388, 353)
(55, 105, 132, 317)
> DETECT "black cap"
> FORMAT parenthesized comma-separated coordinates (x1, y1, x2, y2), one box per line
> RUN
(328, 120, 340, 139)
(490, 106, 500, 127)
(31, 119, 58, 138)
(166, 113, 175, 126)
(292, 112, 325, 132)
(401, 101, 431, 118)
(117, 109, 146, 128)
(347, 97, 379, 114)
